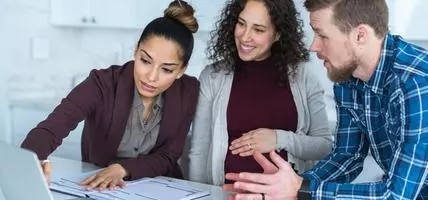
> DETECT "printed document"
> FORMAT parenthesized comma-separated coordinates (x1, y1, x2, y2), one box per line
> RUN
(50, 170, 210, 200)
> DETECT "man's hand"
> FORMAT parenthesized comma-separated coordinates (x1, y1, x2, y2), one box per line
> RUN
(80, 163, 128, 191)
(224, 151, 303, 200)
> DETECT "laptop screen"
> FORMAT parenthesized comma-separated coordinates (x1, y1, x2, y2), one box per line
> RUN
(0, 142, 54, 200)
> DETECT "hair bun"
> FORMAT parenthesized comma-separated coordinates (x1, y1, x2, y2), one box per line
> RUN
(164, 0, 199, 33)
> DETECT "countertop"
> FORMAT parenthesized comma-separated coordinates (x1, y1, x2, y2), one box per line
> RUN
(8, 95, 62, 111)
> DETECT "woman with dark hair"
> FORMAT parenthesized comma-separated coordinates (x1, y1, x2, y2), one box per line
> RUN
(21, 0, 199, 191)
(188, 0, 333, 185)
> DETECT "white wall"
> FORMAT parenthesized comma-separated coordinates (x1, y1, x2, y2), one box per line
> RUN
(412, 41, 428, 49)
(0, 2, 7, 143)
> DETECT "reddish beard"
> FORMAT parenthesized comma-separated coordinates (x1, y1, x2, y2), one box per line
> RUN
(327, 59, 358, 82)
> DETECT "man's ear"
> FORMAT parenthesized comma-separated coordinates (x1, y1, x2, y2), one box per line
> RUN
(354, 24, 371, 44)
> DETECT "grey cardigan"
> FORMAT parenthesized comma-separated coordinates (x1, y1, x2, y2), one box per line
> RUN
(188, 62, 333, 185)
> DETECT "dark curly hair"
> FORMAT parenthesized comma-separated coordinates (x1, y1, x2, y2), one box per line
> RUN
(207, 0, 309, 85)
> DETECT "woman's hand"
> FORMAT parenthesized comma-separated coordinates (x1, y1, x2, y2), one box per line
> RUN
(229, 128, 277, 157)
(80, 163, 128, 191)
(40, 160, 52, 186)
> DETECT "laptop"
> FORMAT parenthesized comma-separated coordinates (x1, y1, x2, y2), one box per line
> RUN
(0, 142, 87, 200)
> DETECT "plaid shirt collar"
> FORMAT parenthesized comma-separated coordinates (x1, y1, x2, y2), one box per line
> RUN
(341, 32, 395, 95)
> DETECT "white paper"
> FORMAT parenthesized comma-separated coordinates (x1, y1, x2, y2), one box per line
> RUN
(50, 170, 209, 200)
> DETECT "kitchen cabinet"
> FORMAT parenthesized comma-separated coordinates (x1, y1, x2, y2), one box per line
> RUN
(50, 0, 228, 31)
(50, 0, 141, 29)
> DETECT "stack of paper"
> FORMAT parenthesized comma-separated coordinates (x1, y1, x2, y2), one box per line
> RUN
(50, 170, 210, 200)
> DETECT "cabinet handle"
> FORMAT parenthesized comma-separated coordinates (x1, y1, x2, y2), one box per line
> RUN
(91, 17, 96, 24)
(81, 17, 87, 23)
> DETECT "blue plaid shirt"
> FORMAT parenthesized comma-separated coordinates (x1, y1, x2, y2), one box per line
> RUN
(302, 33, 428, 199)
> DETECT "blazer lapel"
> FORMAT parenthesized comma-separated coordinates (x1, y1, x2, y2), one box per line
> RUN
(104, 63, 135, 162)
(155, 79, 182, 149)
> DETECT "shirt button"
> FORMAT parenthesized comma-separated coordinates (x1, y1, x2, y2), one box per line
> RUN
(134, 147, 139, 152)
(366, 105, 370, 110)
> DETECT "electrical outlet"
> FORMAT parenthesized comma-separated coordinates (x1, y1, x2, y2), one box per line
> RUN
(31, 37, 50, 60)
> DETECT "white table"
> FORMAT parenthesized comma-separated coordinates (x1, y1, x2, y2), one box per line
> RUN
(49, 157, 228, 200)
(0, 154, 383, 200)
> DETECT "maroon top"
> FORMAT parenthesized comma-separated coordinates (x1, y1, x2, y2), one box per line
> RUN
(225, 58, 298, 179)
(21, 61, 199, 180)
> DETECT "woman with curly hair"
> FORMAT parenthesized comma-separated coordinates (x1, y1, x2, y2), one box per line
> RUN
(187, 0, 333, 185)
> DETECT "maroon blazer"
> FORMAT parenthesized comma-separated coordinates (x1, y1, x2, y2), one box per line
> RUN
(21, 61, 199, 180)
